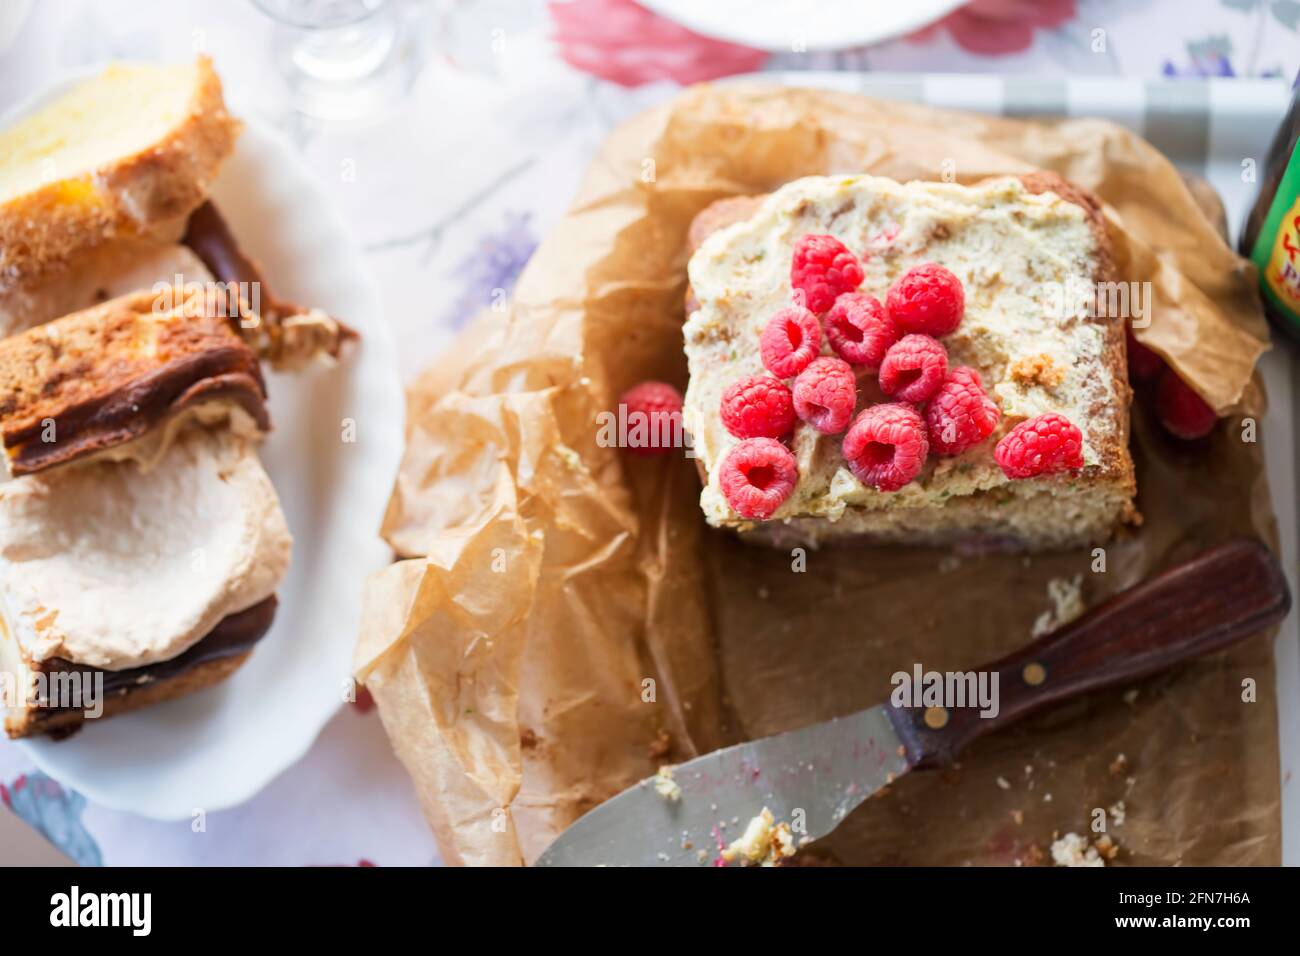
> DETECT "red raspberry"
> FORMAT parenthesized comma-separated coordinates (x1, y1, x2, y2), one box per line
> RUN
(842, 403, 929, 492)
(790, 234, 864, 314)
(925, 366, 1001, 456)
(792, 356, 857, 434)
(878, 334, 948, 403)
(719, 375, 796, 439)
(718, 438, 798, 521)
(618, 381, 683, 456)
(824, 293, 897, 369)
(995, 412, 1084, 479)
(885, 262, 965, 337)
(1126, 325, 1164, 382)
(1156, 368, 1217, 440)
(759, 305, 821, 379)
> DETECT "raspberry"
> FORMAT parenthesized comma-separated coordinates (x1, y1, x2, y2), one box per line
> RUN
(878, 334, 948, 403)
(824, 293, 897, 369)
(719, 375, 796, 439)
(925, 366, 1001, 456)
(718, 438, 798, 521)
(995, 412, 1084, 479)
(842, 403, 929, 492)
(1126, 325, 1164, 382)
(759, 305, 821, 379)
(792, 356, 857, 434)
(885, 262, 965, 337)
(1156, 368, 1217, 440)
(618, 381, 683, 456)
(790, 234, 864, 314)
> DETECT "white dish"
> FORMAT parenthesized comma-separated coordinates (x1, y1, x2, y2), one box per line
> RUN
(2, 72, 405, 820)
(638, 0, 964, 52)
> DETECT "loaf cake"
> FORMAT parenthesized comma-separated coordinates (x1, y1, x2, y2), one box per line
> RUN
(0, 57, 240, 294)
(0, 427, 290, 738)
(682, 172, 1135, 550)
(0, 283, 268, 477)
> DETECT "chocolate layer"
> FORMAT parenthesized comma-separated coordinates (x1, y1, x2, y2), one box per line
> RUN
(184, 201, 358, 360)
(27, 595, 277, 725)
(0, 285, 269, 475)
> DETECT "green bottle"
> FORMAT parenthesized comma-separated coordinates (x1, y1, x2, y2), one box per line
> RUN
(1241, 74, 1300, 346)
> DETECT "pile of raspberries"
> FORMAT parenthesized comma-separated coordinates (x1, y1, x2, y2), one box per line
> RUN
(714, 234, 1085, 521)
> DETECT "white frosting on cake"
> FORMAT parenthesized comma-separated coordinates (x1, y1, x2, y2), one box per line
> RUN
(0, 427, 290, 670)
(682, 174, 1119, 531)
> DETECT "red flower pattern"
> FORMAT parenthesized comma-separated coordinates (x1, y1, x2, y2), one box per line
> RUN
(549, 0, 768, 87)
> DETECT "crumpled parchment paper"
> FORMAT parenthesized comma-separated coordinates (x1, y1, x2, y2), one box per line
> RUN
(355, 84, 1280, 866)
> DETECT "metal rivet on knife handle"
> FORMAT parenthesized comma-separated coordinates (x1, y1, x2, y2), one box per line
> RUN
(1022, 662, 1046, 686)
(923, 706, 949, 729)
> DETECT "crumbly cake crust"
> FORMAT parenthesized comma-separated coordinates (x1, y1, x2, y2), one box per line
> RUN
(683, 172, 1135, 549)
(3, 596, 276, 740)
(0, 57, 241, 294)
(5, 652, 252, 740)
(0, 284, 268, 475)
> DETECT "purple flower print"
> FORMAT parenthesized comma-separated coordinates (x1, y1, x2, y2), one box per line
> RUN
(445, 212, 538, 329)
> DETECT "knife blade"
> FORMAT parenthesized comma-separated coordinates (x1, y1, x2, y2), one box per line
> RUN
(534, 703, 910, 867)
(534, 537, 1291, 867)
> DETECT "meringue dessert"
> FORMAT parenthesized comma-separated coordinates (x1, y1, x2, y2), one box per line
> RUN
(0, 427, 291, 738)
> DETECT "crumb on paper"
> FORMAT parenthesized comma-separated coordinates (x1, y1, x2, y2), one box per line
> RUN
(648, 728, 672, 760)
(654, 765, 682, 802)
(1050, 832, 1105, 867)
(1020, 844, 1045, 867)
(1011, 809, 1024, 825)
(720, 808, 797, 867)
(553, 443, 584, 471)
(996, 776, 1011, 790)
(1095, 834, 1120, 862)
(1122, 688, 1139, 706)
(1109, 801, 1126, 827)
(520, 728, 539, 750)
(1109, 753, 1129, 777)
(1031, 574, 1085, 637)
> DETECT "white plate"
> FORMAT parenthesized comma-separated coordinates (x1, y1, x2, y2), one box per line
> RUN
(2, 74, 405, 820)
(638, 0, 965, 52)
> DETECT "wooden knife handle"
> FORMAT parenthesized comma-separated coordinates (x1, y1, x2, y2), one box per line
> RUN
(888, 538, 1291, 770)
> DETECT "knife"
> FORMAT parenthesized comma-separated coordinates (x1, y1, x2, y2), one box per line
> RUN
(534, 537, 1291, 867)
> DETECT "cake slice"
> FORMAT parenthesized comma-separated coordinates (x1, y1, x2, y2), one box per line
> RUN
(0, 282, 269, 476)
(0, 57, 240, 293)
(0, 427, 291, 739)
(682, 172, 1135, 550)
(0, 235, 214, 338)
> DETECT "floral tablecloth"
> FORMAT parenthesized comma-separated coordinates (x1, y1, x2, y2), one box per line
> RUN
(0, 0, 1296, 866)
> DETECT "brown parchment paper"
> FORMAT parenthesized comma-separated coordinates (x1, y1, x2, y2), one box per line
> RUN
(355, 84, 1282, 867)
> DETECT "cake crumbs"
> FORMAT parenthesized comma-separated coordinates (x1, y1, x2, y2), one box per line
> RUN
(1109, 801, 1127, 826)
(720, 808, 797, 867)
(1050, 832, 1105, 867)
(653, 765, 682, 802)
(996, 776, 1011, 790)
(647, 728, 672, 760)
(1109, 753, 1129, 777)
(1010, 809, 1024, 825)
(1031, 574, 1085, 637)
(1008, 353, 1067, 390)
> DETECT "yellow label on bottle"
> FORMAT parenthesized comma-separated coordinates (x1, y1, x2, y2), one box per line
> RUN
(1262, 195, 1300, 313)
